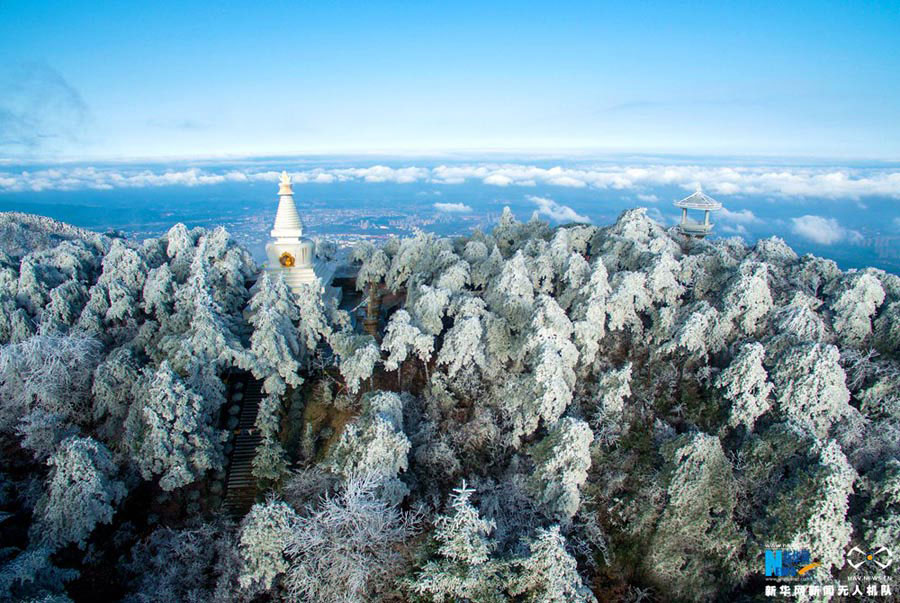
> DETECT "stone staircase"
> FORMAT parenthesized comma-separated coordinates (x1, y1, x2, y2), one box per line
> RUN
(223, 376, 265, 516)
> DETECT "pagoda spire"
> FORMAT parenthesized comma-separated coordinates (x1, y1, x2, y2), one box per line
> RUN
(271, 171, 303, 242)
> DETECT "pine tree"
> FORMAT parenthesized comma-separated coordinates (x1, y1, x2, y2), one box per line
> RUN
(248, 272, 304, 397)
(488, 251, 535, 329)
(647, 433, 743, 599)
(528, 417, 593, 520)
(437, 314, 486, 378)
(509, 526, 596, 603)
(772, 343, 854, 438)
(238, 498, 299, 590)
(524, 296, 579, 434)
(32, 436, 127, 550)
(329, 331, 380, 394)
(412, 285, 451, 335)
(572, 258, 610, 368)
(324, 391, 410, 503)
(381, 309, 434, 374)
(723, 260, 773, 336)
(409, 482, 509, 603)
(716, 343, 774, 431)
(606, 271, 651, 335)
(136, 361, 226, 491)
(831, 272, 885, 347)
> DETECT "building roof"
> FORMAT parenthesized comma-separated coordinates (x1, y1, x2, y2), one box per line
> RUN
(673, 190, 722, 211)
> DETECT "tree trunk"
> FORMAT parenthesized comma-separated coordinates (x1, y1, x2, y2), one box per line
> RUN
(363, 282, 381, 340)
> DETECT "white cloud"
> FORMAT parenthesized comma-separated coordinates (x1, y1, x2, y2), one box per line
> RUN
(791, 215, 863, 245)
(483, 173, 513, 186)
(719, 207, 761, 224)
(528, 196, 590, 223)
(434, 202, 472, 212)
(2, 162, 900, 200)
(721, 224, 748, 236)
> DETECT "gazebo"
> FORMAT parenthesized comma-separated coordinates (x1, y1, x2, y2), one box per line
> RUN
(674, 189, 722, 238)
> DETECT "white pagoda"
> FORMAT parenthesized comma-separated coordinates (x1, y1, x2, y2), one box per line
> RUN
(674, 188, 722, 238)
(265, 171, 320, 292)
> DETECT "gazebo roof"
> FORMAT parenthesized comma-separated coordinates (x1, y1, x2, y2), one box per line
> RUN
(673, 190, 722, 211)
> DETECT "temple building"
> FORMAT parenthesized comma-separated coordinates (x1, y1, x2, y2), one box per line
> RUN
(674, 188, 723, 238)
(264, 171, 337, 296)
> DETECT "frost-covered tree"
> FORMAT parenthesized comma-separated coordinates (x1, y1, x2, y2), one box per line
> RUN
(412, 285, 451, 335)
(646, 251, 684, 307)
(522, 296, 579, 434)
(40, 279, 89, 333)
(659, 301, 726, 361)
(723, 261, 773, 336)
(606, 271, 651, 335)
(769, 293, 833, 356)
(141, 263, 175, 320)
(121, 521, 246, 603)
(136, 361, 226, 491)
(437, 313, 486, 379)
(594, 362, 632, 421)
(381, 309, 433, 376)
(160, 252, 248, 372)
(755, 437, 856, 574)
(78, 239, 148, 329)
(91, 346, 142, 443)
(0, 546, 77, 602)
(325, 391, 410, 503)
(385, 229, 449, 294)
(860, 459, 900, 551)
(858, 369, 900, 420)
(436, 260, 471, 293)
(247, 272, 303, 396)
(252, 394, 289, 482)
(830, 272, 885, 347)
(0, 290, 34, 344)
(329, 331, 380, 394)
(353, 242, 389, 292)
(409, 482, 509, 602)
(0, 335, 102, 459)
(874, 301, 900, 353)
(508, 526, 595, 603)
(647, 433, 743, 599)
(557, 251, 589, 310)
(571, 259, 610, 368)
(772, 343, 854, 438)
(470, 244, 504, 290)
(528, 417, 593, 520)
(163, 223, 196, 281)
(238, 498, 299, 591)
(32, 437, 126, 550)
(285, 475, 417, 603)
(716, 343, 774, 432)
(294, 282, 332, 355)
(488, 251, 535, 329)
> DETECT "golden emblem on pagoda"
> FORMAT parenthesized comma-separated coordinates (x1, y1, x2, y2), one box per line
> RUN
(279, 252, 295, 267)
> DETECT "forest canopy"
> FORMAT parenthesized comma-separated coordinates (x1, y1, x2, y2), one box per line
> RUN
(0, 208, 898, 602)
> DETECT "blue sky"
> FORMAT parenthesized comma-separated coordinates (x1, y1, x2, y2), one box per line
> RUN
(1, 1, 899, 160)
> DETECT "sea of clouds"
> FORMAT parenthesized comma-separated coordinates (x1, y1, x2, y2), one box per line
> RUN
(2, 163, 900, 200)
